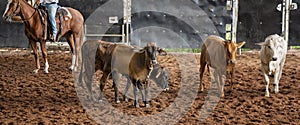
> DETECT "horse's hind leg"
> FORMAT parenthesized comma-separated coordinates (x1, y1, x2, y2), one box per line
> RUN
(65, 33, 76, 71)
(29, 40, 40, 73)
(40, 41, 49, 73)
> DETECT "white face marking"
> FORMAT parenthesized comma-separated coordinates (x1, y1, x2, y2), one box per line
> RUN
(3, 0, 13, 18)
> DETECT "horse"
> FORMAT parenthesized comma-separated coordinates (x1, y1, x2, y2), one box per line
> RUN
(2, 0, 85, 73)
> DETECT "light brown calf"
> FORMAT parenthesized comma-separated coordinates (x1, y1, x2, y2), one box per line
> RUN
(199, 35, 245, 97)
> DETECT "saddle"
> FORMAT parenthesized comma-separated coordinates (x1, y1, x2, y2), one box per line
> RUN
(37, 6, 72, 41)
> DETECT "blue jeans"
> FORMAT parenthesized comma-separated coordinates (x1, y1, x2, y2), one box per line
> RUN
(43, 3, 58, 38)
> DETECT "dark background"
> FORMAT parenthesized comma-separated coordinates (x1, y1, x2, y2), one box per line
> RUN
(238, 0, 300, 48)
(0, 0, 299, 48)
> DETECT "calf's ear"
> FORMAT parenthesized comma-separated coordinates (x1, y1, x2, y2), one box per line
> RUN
(133, 48, 145, 53)
(255, 42, 266, 46)
(158, 48, 167, 56)
(236, 41, 246, 48)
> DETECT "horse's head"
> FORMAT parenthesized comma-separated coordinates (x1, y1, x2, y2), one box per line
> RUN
(3, 0, 21, 22)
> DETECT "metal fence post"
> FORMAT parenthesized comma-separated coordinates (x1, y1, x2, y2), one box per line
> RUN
(283, 0, 290, 43)
(232, 0, 240, 54)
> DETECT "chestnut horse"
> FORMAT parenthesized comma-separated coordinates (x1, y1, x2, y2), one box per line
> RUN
(2, 0, 84, 73)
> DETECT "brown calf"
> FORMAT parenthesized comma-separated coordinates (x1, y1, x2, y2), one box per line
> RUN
(199, 35, 245, 97)
(79, 41, 168, 107)
(110, 42, 167, 107)
(78, 40, 116, 101)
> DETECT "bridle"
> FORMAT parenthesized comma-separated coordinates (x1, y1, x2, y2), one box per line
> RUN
(7, 0, 37, 22)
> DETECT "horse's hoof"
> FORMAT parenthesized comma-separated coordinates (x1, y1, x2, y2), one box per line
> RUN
(97, 100, 103, 103)
(134, 105, 139, 108)
(116, 100, 120, 103)
(44, 70, 49, 74)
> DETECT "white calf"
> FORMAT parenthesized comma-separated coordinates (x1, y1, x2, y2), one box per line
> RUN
(256, 34, 287, 97)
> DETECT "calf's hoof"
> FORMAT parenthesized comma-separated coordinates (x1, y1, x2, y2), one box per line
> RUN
(69, 65, 75, 71)
(265, 93, 270, 97)
(77, 82, 83, 87)
(143, 101, 150, 108)
(134, 104, 139, 108)
(200, 85, 204, 92)
(87, 95, 95, 101)
(145, 103, 150, 108)
(221, 92, 225, 97)
(32, 69, 39, 74)
(123, 96, 128, 102)
(163, 88, 170, 91)
(134, 101, 139, 108)
(274, 87, 279, 93)
(145, 104, 150, 108)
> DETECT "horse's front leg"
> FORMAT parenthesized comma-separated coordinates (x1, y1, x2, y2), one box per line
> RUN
(40, 41, 49, 73)
(29, 41, 40, 73)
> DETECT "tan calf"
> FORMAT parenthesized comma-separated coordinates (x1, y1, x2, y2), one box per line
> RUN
(199, 35, 245, 97)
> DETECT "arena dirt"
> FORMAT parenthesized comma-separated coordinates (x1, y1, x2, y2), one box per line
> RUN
(0, 49, 299, 124)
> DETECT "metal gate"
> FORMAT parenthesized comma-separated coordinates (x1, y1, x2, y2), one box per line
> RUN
(85, 0, 230, 49)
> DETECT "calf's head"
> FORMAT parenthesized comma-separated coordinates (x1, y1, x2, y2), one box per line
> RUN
(256, 35, 283, 62)
(144, 42, 167, 65)
(224, 40, 246, 64)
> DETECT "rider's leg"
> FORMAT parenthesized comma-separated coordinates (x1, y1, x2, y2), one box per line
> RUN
(45, 4, 58, 41)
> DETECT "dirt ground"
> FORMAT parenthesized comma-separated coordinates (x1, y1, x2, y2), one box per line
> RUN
(0, 48, 299, 124)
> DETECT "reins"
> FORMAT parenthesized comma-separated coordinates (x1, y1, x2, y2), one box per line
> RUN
(16, 0, 37, 22)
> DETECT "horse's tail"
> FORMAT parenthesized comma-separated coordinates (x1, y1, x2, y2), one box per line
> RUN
(79, 23, 85, 46)
(78, 41, 91, 87)
(78, 41, 85, 87)
(78, 61, 84, 86)
(79, 23, 85, 62)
